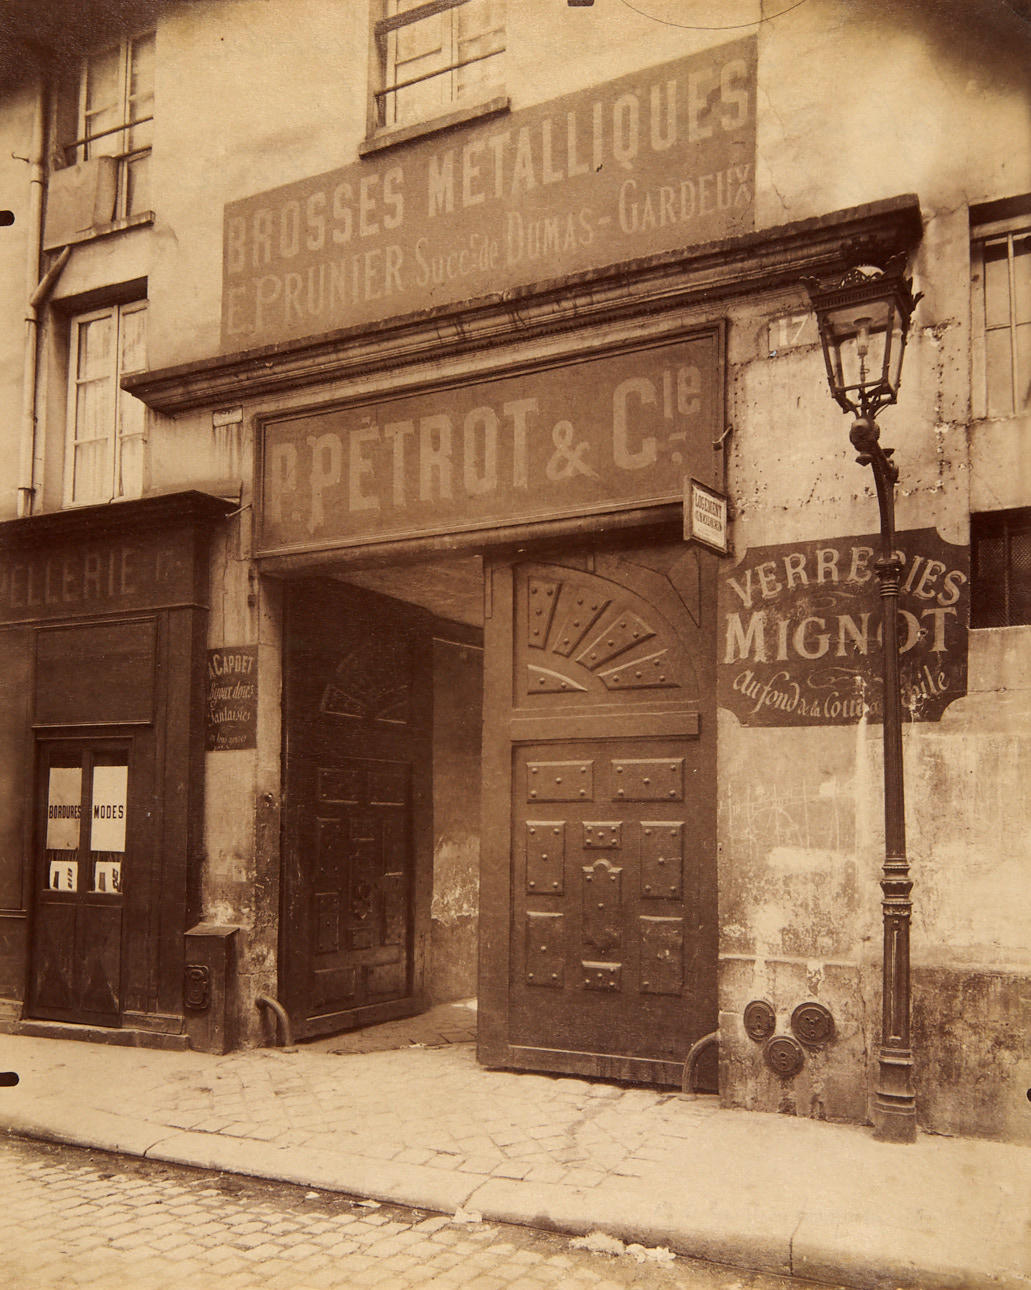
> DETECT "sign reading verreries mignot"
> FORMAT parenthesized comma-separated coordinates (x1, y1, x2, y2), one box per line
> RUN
(718, 530, 970, 726)
(257, 332, 722, 555)
(206, 647, 258, 751)
(222, 38, 756, 350)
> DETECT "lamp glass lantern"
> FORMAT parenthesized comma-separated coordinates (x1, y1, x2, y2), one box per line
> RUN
(807, 263, 919, 421)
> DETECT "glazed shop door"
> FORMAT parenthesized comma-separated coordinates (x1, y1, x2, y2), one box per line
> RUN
(281, 580, 433, 1039)
(29, 741, 131, 1025)
(479, 543, 718, 1087)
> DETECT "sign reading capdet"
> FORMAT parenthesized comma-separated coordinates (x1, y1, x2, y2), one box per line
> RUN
(257, 332, 721, 554)
(222, 38, 756, 349)
(718, 530, 970, 726)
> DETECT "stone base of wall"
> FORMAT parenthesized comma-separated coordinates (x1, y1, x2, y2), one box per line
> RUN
(718, 955, 872, 1126)
(428, 914, 478, 1005)
(912, 966, 1031, 1144)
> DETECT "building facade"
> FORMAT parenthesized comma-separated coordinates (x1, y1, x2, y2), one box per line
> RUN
(0, 0, 1028, 1143)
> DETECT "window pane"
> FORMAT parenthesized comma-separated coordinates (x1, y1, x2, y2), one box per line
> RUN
(72, 436, 111, 504)
(74, 378, 112, 445)
(129, 33, 155, 120)
(84, 44, 122, 156)
(1016, 321, 1031, 414)
(124, 153, 150, 216)
(89, 761, 128, 855)
(972, 532, 1007, 627)
(77, 314, 114, 380)
(985, 327, 1013, 416)
(983, 240, 1012, 330)
(119, 305, 146, 374)
(46, 765, 83, 852)
(1010, 526, 1031, 625)
(127, 32, 155, 153)
(1013, 234, 1031, 325)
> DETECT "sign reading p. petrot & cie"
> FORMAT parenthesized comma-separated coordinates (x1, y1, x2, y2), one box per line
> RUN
(222, 37, 756, 350)
(257, 331, 723, 556)
(718, 530, 969, 726)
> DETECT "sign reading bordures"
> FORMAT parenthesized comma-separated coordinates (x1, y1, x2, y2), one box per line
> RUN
(718, 530, 969, 726)
(222, 38, 756, 349)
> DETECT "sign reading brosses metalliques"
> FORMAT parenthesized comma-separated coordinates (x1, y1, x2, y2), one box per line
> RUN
(718, 530, 969, 726)
(222, 38, 756, 349)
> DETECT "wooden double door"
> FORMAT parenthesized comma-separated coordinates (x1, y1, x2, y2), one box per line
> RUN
(281, 580, 434, 1040)
(478, 541, 718, 1087)
(29, 738, 134, 1026)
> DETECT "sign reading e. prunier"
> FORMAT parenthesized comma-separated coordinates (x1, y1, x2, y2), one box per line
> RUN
(222, 38, 756, 350)
(257, 331, 722, 555)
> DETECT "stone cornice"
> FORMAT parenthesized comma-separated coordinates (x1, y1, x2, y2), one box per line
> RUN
(125, 194, 922, 416)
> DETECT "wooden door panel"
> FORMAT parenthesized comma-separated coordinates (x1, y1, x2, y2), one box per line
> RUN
(29, 743, 128, 1027)
(481, 545, 717, 1087)
(282, 581, 432, 1039)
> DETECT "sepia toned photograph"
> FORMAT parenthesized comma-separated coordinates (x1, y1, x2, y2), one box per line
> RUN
(0, 1, 1028, 1286)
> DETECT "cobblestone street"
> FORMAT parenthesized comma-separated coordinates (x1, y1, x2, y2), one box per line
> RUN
(0, 1136, 847, 1290)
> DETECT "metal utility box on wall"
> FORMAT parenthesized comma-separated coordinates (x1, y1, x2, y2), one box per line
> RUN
(184, 923, 239, 1055)
(43, 156, 117, 249)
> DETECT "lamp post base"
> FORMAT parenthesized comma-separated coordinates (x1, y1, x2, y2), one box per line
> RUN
(872, 1099, 918, 1143)
(873, 1047, 917, 1142)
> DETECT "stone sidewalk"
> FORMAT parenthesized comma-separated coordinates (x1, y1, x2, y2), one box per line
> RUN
(0, 1004, 1028, 1290)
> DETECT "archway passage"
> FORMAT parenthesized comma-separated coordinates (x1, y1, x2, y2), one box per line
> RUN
(280, 579, 436, 1039)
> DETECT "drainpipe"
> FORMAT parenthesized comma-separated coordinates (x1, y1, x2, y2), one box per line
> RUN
(17, 76, 69, 518)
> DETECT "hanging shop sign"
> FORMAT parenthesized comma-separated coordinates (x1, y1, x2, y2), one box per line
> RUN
(222, 37, 756, 350)
(206, 647, 258, 751)
(718, 529, 969, 726)
(686, 478, 729, 554)
(257, 331, 722, 555)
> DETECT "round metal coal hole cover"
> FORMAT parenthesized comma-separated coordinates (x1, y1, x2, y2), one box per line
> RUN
(791, 1001, 835, 1047)
(763, 1035, 805, 1078)
(743, 999, 776, 1042)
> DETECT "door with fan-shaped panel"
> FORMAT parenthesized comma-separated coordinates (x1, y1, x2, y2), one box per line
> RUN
(479, 541, 717, 1087)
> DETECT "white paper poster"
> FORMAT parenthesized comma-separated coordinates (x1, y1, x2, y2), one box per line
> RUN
(90, 764, 128, 853)
(48, 860, 78, 891)
(45, 766, 82, 851)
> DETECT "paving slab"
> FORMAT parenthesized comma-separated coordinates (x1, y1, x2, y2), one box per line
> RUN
(0, 1017, 1028, 1290)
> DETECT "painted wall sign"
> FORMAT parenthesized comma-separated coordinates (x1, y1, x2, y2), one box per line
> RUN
(257, 332, 722, 555)
(206, 647, 258, 751)
(718, 529, 969, 726)
(222, 37, 756, 350)
(0, 533, 194, 625)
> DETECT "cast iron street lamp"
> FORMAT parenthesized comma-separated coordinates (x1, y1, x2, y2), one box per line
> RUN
(805, 253, 922, 1143)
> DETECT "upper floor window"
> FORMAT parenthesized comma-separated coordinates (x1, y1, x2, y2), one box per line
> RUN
(64, 301, 148, 507)
(372, 0, 505, 134)
(972, 210, 1030, 419)
(74, 31, 155, 221)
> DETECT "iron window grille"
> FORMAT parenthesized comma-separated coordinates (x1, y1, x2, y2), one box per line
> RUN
(373, 0, 505, 132)
(970, 509, 1031, 628)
